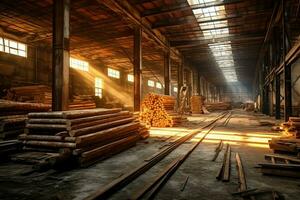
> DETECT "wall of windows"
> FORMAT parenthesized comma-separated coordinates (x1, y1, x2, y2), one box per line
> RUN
(147, 80, 155, 87)
(0, 37, 27, 57)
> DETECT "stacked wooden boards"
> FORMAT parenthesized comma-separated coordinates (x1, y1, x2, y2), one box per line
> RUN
(139, 93, 187, 127)
(4, 85, 96, 110)
(0, 115, 27, 140)
(4, 85, 52, 104)
(204, 102, 232, 111)
(190, 95, 205, 114)
(269, 117, 300, 157)
(18, 108, 148, 167)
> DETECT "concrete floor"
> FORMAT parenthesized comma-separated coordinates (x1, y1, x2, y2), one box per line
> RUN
(0, 110, 299, 200)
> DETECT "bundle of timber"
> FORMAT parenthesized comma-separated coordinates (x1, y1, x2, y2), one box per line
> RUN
(18, 108, 148, 167)
(4, 85, 52, 104)
(140, 93, 185, 127)
(0, 115, 27, 140)
(205, 102, 232, 111)
(0, 100, 51, 116)
(269, 117, 300, 157)
(161, 95, 176, 111)
(190, 95, 205, 114)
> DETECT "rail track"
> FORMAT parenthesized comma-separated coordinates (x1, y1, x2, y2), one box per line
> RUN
(84, 111, 230, 200)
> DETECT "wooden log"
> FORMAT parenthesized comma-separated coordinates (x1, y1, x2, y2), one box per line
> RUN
(235, 153, 247, 192)
(222, 145, 231, 181)
(69, 113, 132, 131)
(79, 134, 139, 167)
(264, 154, 300, 164)
(19, 134, 76, 142)
(27, 118, 68, 125)
(28, 108, 121, 119)
(0, 129, 24, 139)
(23, 140, 76, 148)
(26, 123, 67, 130)
(70, 117, 134, 137)
(75, 122, 140, 146)
(73, 131, 137, 156)
(259, 163, 300, 178)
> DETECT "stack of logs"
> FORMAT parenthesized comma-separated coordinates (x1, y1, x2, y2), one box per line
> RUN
(4, 85, 96, 110)
(69, 95, 96, 110)
(190, 95, 205, 114)
(140, 93, 187, 127)
(0, 100, 50, 140)
(4, 85, 52, 104)
(269, 117, 300, 157)
(18, 108, 148, 167)
(205, 102, 232, 111)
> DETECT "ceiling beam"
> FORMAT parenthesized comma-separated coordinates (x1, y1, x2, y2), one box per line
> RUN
(98, 0, 181, 59)
(142, 0, 244, 17)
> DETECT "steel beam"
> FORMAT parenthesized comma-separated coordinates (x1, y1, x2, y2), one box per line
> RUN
(52, 0, 70, 111)
(134, 26, 142, 112)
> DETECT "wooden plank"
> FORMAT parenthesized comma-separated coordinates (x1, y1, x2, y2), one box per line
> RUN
(259, 163, 300, 178)
(222, 145, 231, 182)
(265, 154, 300, 164)
(235, 153, 247, 192)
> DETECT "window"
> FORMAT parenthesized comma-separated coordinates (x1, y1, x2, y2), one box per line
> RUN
(0, 37, 27, 57)
(156, 82, 162, 89)
(127, 74, 134, 82)
(173, 87, 178, 93)
(148, 80, 155, 87)
(95, 77, 103, 98)
(108, 68, 120, 79)
(70, 57, 89, 71)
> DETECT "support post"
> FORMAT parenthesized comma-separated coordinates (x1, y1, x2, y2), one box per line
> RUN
(164, 51, 171, 95)
(197, 72, 201, 95)
(282, 0, 292, 120)
(134, 26, 142, 112)
(177, 58, 184, 101)
(52, 0, 70, 111)
(275, 75, 281, 119)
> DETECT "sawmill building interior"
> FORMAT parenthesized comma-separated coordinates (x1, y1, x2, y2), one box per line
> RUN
(1, 0, 300, 199)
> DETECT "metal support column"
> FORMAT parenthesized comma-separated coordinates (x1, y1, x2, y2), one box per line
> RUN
(52, 0, 70, 111)
(134, 26, 142, 112)
(164, 51, 171, 95)
(177, 58, 184, 100)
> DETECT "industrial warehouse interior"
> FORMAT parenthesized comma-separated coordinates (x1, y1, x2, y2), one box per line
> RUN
(1, 0, 300, 200)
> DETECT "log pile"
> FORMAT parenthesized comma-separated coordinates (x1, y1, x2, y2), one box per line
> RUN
(139, 93, 187, 127)
(18, 108, 148, 167)
(0, 115, 27, 140)
(0, 100, 51, 116)
(69, 95, 96, 110)
(190, 95, 205, 114)
(4, 85, 97, 110)
(269, 117, 300, 157)
(4, 85, 52, 104)
(205, 102, 232, 111)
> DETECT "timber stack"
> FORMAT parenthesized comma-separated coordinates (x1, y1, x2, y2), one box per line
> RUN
(0, 100, 50, 140)
(139, 93, 187, 127)
(18, 108, 148, 167)
(269, 117, 300, 157)
(205, 102, 232, 111)
(4, 85, 97, 110)
(190, 95, 205, 114)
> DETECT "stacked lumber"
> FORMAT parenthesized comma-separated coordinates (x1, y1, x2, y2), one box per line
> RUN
(0, 140, 21, 158)
(69, 95, 96, 110)
(205, 102, 232, 111)
(161, 95, 176, 111)
(18, 108, 147, 167)
(190, 95, 204, 114)
(139, 93, 186, 127)
(0, 99, 51, 116)
(4, 85, 52, 104)
(0, 115, 27, 140)
(269, 117, 300, 156)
